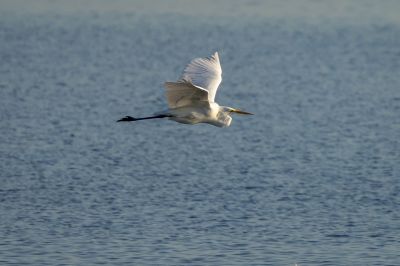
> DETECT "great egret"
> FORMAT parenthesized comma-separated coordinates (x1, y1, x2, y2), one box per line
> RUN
(117, 52, 252, 127)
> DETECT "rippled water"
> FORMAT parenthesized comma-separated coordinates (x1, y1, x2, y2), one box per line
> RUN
(1, 1, 400, 265)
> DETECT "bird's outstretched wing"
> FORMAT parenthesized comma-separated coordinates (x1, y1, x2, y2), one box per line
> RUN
(180, 52, 222, 102)
(164, 80, 209, 108)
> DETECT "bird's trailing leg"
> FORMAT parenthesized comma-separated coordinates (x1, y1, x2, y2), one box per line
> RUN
(117, 114, 172, 122)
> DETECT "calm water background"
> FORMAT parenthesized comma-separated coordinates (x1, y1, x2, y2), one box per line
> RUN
(1, 1, 400, 265)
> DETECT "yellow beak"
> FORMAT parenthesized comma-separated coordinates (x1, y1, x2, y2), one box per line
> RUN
(231, 109, 254, 115)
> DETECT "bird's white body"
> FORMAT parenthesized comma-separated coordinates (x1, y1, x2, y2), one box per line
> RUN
(118, 52, 252, 127)
(163, 102, 232, 127)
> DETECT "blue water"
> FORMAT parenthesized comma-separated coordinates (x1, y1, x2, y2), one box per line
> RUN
(1, 1, 400, 265)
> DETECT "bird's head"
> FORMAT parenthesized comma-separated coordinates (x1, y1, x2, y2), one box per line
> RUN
(213, 106, 253, 127)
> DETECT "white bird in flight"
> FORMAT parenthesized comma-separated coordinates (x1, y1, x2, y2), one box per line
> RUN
(117, 52, 253, 127)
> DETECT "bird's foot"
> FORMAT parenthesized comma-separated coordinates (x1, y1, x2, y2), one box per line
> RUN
(117, 116, 137, 122)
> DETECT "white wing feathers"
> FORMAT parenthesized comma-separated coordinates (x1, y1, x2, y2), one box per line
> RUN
(164, 52, 222, 108)
(181, 52, 222, 102)
(164, 81, 209, 108)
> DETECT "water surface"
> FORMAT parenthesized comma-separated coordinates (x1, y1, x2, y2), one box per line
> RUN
(1, 1, 399, 265)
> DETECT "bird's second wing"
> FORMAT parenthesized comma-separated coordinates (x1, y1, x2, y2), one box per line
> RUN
(164, 80, 209, 108)
(180, 52, 222, 102)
